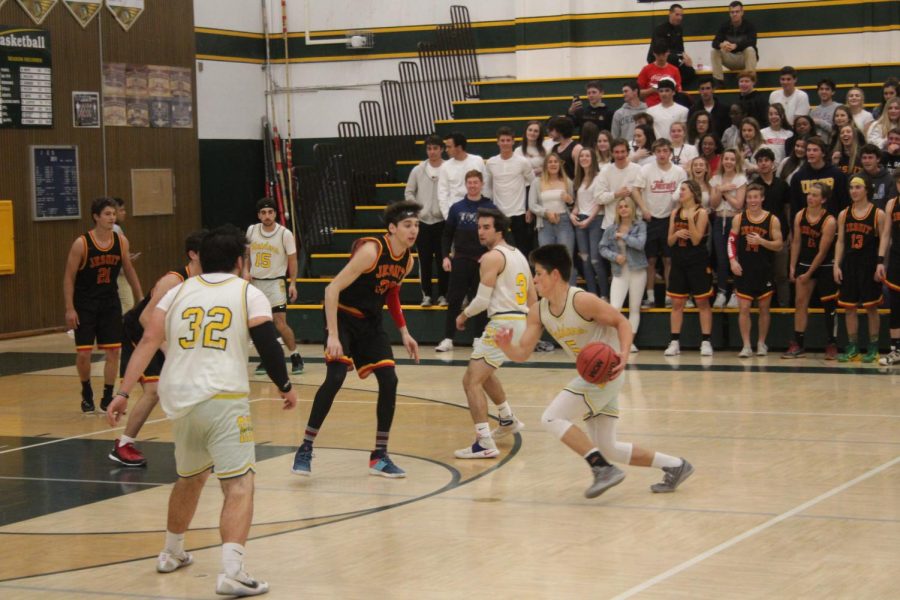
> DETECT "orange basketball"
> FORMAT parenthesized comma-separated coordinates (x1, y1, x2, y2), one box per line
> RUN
(576, 342, 620, 384)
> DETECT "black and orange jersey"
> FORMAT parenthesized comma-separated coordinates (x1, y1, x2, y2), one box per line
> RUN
(74, 231, 123, 303)
(670, 208, 709, 265)
(737, 210, 775, 274)
(797, 208, 835, 266)
(842, 203, 879, 262)
(338, 235, 411, 320)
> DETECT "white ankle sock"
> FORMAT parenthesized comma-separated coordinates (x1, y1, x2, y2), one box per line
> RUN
(474, 422, 491, 439)
(222, 542, 245, 578)
(651, 453, 682, 469)
(119, 435, 136, 447)
(164, 531, 185, 556)
(496, 402, 513, 420)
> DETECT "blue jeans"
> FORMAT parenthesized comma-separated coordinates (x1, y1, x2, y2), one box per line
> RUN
(711, 213, 730, 295)
(538, 218, 577, 284)
(575, 219, 609, 297)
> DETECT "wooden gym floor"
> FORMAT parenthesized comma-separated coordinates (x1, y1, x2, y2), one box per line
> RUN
(0, 333, 897, 599)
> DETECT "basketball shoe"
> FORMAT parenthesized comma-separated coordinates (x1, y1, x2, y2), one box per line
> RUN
(369, 452, 406, 478)
(584, 464, 626, 498)
(454, 437, 499, 459)
(837, 344, 860, 362)
(216, 571, 269, 596)
(491, 417, 524, 440)
(157, 551, 193, 573)
(291, 444, 312, 476)
(651, 458, 695, 493)
(109, 439, 147, 467)
(879, 348, 900, 366)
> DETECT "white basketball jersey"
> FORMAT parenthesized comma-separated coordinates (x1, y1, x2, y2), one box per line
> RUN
(539, 286, 619, 359)
(489, 244, 533, 316)
(247, 223, 294, 279)
(158, 274, 252, 419)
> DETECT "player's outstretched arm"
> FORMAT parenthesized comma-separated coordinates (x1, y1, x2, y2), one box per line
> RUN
(574, 291, 630, 380)
(494, 308, 543, 362)
(249, 314, 297, 410)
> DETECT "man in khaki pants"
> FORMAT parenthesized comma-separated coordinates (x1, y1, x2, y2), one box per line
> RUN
(710, 1, 758, 85)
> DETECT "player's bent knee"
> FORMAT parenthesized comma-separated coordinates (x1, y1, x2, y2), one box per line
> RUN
(374, 367, 398, 390)
(541, 409, 573, 439)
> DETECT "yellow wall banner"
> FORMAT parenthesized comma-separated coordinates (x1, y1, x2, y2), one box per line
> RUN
(63, 1, 101, 29)
(16, 0, 58, 25)
(106, 0, 143, 32)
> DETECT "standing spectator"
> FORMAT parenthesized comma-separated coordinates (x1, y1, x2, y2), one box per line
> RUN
(438, 132, 485, 219)
(789, 136, 849, 217)
(845, 87, 875, 134)
(111, 197, 137, 314)
(598, 138, 643, 247)
(778, 136, 808, 184)
(571, 148, 608, 298)
(599, 197, 647, 352)
(648, 79, 689, 141)
(669, 121, 699, 168)
(699, 134, 723, 175)
(529, 154, 576, 273)
(751, 147, 792, 306)
(515, 120, 552, 178)
(635, 138, 688, 307)
(687, 156, 713, 209)
(612, 80, 648, 141)
(860, 144, 897, 209)
(738, 117, 765, 174)
(689, 77, 732, 138)
(729, 183, 783, 357)
(761, 103, 794, 164)
(710, 1, 758, 86)
(485, 127, 535, 254)
(687, 111, 713, 146)
(596, 130, 613, 166)
(710, 148, 748, 307)
(867, 97, 900, 150)
(768, 66, 810, 125)
(567, 81, 614, 131)
(832, 124, 863, 175)
(647, 3, 695, 86)
(638, 40, 682, 108)
(721, 103, 745, 150)
(436, 171, 496, 352)
(810, 78, 838, 144)
(630, 123, 657, 166)
(406, 134, 448, 307)
(578, 121, 601, 158)
(547, 116, 582, 180)
(736, 71, 769, 126)
(872, 78, 898, 120)
(883, 128, 900, 174)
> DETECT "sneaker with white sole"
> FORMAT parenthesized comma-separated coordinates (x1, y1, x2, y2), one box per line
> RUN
(664, 296, 673, 308)
(157, 551, 193, 573)
(879, 348, 900, 366)
(641, 297, 655, 308)
(663, 340, 680, 356)
(420, 295, 432, 307)
(726, 294, 739, 308)
(454, 437, 499, 459)
(291, 444, 313, 476)
(713, 292, 726, 308)
(491, 418, 524, 440)
(630, 343, 639, 353)
(756, 343, 768, 357)
(435, 338, 454, 352)
(686, 298, 696, 308)
(369, 453, 406, 478)
(437, 296, 448, 307)
(650, 458, 694, 493)
(738, 346, 753, 358)
(700, 340, 713, 356)
(216, 571, 269, 596)
(584, 464, 626, 498)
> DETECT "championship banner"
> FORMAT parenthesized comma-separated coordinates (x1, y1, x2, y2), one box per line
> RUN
(16, 0, 58, 25)
(63, 1, 101, 28)
(106, 0, 143, 31)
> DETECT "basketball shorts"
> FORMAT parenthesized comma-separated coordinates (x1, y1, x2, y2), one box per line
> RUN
(471, 313, 527, 368)
(796, 263, 838, 302)
(119, 316, 164, 383)
(251, 277, 287, 312)
(644, 217, 672, 259)
(734, 268, 774, 301)
(74, 296, 123, 351)
(667, 261, 714, 299)
(838, 258, 882, 308)
(173, 397, 255, 480)
(326, 310, 394, 379)
(563, 369, 623, 419)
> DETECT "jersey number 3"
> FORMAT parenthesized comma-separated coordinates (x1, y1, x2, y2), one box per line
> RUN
(515, 273, 527, 306)
(179, 307, 233, 350)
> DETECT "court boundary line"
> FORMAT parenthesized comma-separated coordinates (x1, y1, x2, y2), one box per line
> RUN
(610, 454, 900, 599)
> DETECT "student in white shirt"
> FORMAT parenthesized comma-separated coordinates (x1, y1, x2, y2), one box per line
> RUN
(486, 126, 536, 254)
(647, 78, 688, 141)
(846, 87, 874, 134)
(768, 66, 809, 125)
(669, 121, 698, 168)
(761, 103, 794, 163)
(571, 148, 609, 298)
(438, 132, 485, 219)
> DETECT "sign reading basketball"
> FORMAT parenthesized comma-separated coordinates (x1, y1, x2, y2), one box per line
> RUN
(576, 341, 620, 384)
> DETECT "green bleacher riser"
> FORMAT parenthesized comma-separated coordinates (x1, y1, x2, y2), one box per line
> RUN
(354, 206, 387, 228)
(475, 65, 893, 101)
(296, 278, 436, 305)
(287, 307, 892, 350)
(394, 162, 416, 181)
(435, 116, 551, 139)
(375, 184, 405, 203)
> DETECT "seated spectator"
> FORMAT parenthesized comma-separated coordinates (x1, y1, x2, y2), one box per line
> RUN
(860, 144, 897, 209)
(596, 130, 613, 166)
(687, 156, 713, 209)
(738, 116, 765, 174)
(709, 148, 748, 307)
(567, 80, 614, 131)
(485, 127, 535, 254)
(768, 66, 810, 125)
(883, 128, 900, 174)
(547, 116, 582, 180)
(648, 78, 689, 140)
(845, 87, 874, 133)
(778, 136, 808, 183)
(872, 77, 898, 120)
(638, 40, 682, 108)
(612, 80, 648, 141)
(736, 71, 769, 126)
(688, 111, 713, 146)
(405, 134, 448, 307)
(438, 132, 485, 219)
(579, 121, 601, 158)
(793, 115, 816, 139)
(599, 197, 647, 352)
(761, 103, 794, 163)
(750, 147, 792, 307)
(789, 136, 848, 217)
(710, 1, 758, 85)
(515, 120, 552, 178)
(630, 123, 656, 166)
(831, 124, 863, 175)
(721, 104, 744, 150)
(867, 97, 900, 150)
(810, 78, 838, 144)
(529, 153, 576, 274)
(669, 122, 699, 167)
(688, 77, 731, 138)
(647, 3, 695, 87)
(699, 133, 723, 173)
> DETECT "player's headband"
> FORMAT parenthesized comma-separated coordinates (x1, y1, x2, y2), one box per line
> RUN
(849, 176, 866, 186)
(389, 210, 419, 224)
(258, 199, 277, 211)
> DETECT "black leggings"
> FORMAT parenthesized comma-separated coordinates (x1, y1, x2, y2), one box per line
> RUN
(307, 362, 399, 434)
